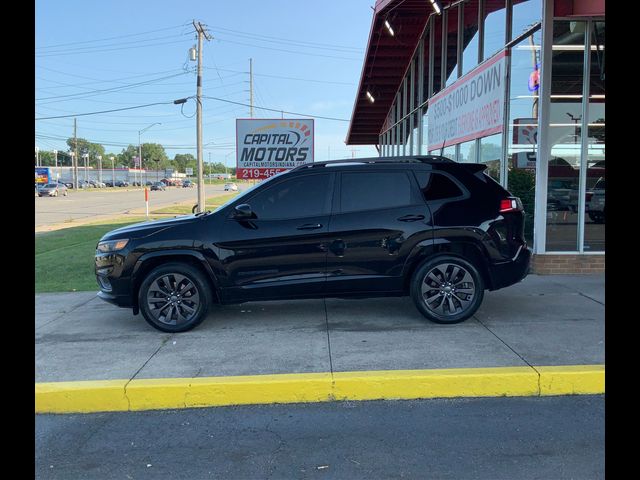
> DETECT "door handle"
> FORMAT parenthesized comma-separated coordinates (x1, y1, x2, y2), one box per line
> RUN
(297, 223, 323, 230)
(397, 214, 425, 222)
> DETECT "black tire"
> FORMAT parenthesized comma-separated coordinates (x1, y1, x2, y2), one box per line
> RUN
(138, 262, 213, 332)
(410, 255, 484, 324)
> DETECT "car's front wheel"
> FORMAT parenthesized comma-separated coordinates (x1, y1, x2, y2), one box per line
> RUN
(138, 263, 213, 332)
(410, 255, 484, 324)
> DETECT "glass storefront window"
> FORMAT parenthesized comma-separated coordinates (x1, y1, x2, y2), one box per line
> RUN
(432, 12, 443, 94)
(461, 0, 480, 76)
(512, 0, 542, 40)
(459, 140, 476, 163)
(545, 20, 585, 252)
(482, 1, 507, 61)
(445, 6, 459, 87)
(442, 145, 456, 161)
(421, 109, 429, 154)
(584, 21, 605, 252)
(508, 28, 541, 246)
(480, 134, 502, 182)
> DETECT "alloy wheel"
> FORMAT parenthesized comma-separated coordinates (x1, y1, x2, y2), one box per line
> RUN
(421, 263, 476, 317)
(146, 273, 200, 326)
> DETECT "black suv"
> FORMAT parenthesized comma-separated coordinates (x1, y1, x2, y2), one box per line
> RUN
(95, 156, 530, 332)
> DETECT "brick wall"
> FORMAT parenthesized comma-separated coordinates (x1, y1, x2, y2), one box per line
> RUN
(530, 254, 605, 274)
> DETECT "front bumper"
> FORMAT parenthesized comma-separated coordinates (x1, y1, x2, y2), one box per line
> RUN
(487, 246, 531, 291)
(97, 290, 133, 308)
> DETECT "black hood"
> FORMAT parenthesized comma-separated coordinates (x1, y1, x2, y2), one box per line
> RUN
(101, 215, 199, 241)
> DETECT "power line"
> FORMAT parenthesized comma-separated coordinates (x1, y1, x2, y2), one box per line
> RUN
(36, 71, 191, 102)
(36, 24, 189, 49)
(36, 39, 190, 58)
(214, 37, 360, 61)
(207, 24, 363, 52)
(202, 66, 354, 86)
(35, 101, 178, 120)
(201, 95, 349, 122)
(36, 33, 189, 55)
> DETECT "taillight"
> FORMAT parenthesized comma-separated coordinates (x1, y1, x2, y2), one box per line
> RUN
(500, 197, 523, 213)
(586, 192, 593, 202)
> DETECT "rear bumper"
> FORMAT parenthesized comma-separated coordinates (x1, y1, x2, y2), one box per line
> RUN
(487, 246, 531, 291)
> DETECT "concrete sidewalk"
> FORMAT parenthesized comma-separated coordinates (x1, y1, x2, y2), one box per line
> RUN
(35, 274, 604, 384)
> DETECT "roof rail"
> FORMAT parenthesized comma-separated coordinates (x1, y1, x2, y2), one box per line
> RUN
(289, 155, 454, 172)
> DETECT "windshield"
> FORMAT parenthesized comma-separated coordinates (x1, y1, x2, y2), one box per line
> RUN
(45, 184, 57, 188)
(213, 173, 286, 213)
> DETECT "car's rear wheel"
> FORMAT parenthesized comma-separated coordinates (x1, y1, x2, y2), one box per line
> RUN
(138, 263, 213, 332)
(410, 255, 484, 324)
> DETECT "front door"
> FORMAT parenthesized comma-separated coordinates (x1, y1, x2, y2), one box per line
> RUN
(214, 172, 335, 302)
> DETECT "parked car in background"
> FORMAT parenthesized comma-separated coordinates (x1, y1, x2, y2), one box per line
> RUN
(79, 181, 94, 189)
(586, 177, 605, 224)
(39, 183, 68, 197)
(182, 180, 194, 188)
(104, 181, 114, 187)
(145, 181, 154, 186)
(151, 182, 166, 191)
(115, 180, 130, 187)
(224, 182, 238, 191)
(96, 155, 531, 332)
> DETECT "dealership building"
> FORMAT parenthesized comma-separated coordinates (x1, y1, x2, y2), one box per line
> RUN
(346, 0, 605, 273)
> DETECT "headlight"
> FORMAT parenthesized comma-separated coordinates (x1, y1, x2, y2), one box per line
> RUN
(96, 239, 129, 253)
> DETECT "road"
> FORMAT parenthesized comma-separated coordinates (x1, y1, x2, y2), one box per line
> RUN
(35, 184, 248, 230)
(36, 395, 604, 479)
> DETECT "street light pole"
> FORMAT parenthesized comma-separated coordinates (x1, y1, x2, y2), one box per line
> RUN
(97, 155, 102, 183)
(35, 146, 39, 167)
(53, 150, 58, 180)
(82, 153, 88, 184)
(110, 156, 115, 186)
(138, 122, 161, 188)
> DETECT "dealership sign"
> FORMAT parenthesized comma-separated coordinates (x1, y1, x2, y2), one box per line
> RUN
(427, 50, 507, 151)
(236, 119, 314, 179)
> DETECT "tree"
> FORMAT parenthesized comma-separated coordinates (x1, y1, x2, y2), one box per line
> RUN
(173, 153, 196, 173)
(65, 138, 105, 167)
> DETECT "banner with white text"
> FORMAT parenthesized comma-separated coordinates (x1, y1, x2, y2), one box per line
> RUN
(427, 50, 507, 152)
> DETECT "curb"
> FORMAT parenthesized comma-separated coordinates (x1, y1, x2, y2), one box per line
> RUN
(35, 365, 604, 414)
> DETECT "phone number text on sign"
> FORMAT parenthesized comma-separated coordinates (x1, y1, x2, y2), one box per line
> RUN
(237, 168, 288, 179)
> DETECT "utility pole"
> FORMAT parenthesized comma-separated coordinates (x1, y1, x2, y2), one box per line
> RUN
(53, 150, 58, 180)
(73, 118, 79, 189)
(97, 155, 102, 183)
(249, 58, 254, 118)
(192, 21, 212, 213)
(110, 156, 115, 186)
(35, 146, 40, 167)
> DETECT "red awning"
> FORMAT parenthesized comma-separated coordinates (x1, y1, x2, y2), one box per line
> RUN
(346, 0, 431, 145)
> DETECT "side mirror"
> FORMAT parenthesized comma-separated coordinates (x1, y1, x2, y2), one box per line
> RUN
(233, 203, 254, 220)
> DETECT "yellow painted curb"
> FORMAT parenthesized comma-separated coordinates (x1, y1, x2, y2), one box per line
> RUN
(537, 365, 605, 395)
(332, 367, 539, 401)
(126, 373, 333, 411)
(35, 380, 129, 413)
(35, 365, 605, 414)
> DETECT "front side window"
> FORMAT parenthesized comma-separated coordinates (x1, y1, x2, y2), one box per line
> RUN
(248, 174, 331, 220)
(340, 172, 413, 213)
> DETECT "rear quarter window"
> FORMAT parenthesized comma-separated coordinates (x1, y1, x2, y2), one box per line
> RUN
(413, 171, 466, 202)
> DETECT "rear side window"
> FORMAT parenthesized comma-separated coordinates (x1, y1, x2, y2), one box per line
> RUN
(248, 173, 332, 219)
(340, 172, 413, 213)
(414, 171, 464, 201)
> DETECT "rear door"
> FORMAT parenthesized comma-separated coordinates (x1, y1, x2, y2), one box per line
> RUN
(325, 168, 432, 295)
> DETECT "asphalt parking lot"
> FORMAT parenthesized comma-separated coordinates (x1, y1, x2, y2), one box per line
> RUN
(35, 183, 247, 230)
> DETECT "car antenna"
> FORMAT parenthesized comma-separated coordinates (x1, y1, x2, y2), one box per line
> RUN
(440, 136, 447, 157)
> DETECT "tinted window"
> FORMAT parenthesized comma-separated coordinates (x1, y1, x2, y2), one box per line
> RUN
(341, 172, 413, 213)
(249, 174, 331, 219)
(414, 171, 463, 201)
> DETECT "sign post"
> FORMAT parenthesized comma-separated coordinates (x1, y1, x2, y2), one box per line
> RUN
(236, 119, 314, 180)
(144, 187, 149, 218)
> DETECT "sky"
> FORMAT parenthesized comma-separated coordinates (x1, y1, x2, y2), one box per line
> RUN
(35, 0, 379, 168)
